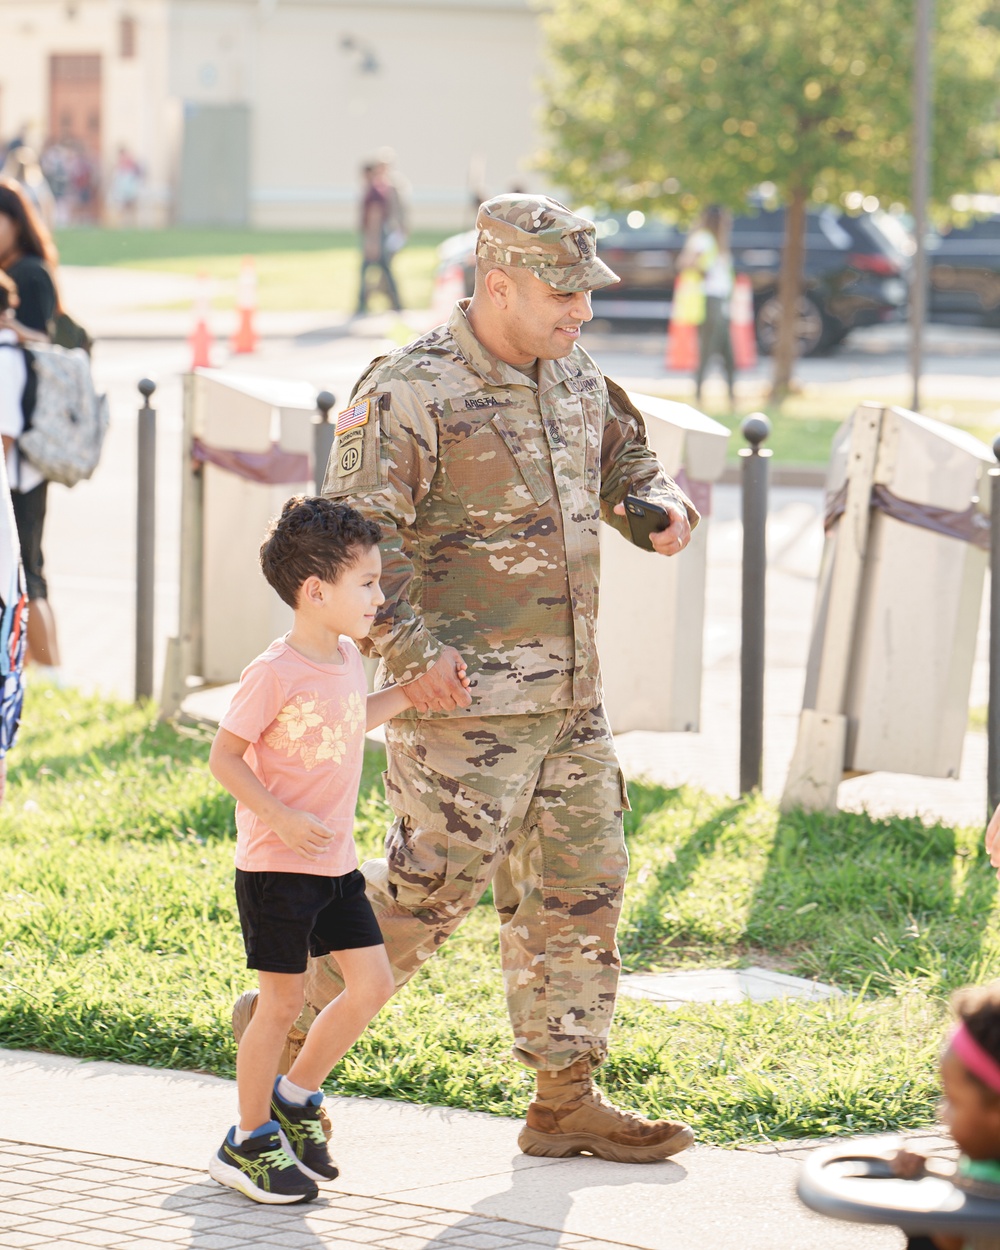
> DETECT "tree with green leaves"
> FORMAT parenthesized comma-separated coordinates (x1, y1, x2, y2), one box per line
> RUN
(540, 0, 1000, 400)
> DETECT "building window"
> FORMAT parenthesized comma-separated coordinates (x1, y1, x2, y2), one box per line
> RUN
(120, 16, 136, 59)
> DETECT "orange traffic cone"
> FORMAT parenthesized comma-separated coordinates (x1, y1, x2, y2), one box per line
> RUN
(231, 256, 258, 354)
(189, 271, 213, 369)
(730, 274, 757, 369)
(665, 269, 701, 371)
(431, 262, 467, 321)
(666, 320, 699, 371)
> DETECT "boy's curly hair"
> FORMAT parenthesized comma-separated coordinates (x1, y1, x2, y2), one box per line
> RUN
(952, 980, 1000, 1097)
(259, 495, 381, 608)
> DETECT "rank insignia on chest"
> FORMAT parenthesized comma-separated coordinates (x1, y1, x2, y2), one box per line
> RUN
(336, 399, 371, 435)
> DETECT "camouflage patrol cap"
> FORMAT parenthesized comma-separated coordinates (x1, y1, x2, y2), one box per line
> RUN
(475, 194, 619, 293)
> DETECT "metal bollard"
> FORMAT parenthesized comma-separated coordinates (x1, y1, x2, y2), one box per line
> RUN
(739, 413, 772, 794)
(135, 378, 157, 702)
(988, 436, 1000, 819)
(314, 390, 337, 495)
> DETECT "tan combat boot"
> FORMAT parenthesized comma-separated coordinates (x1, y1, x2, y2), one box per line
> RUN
(518, 1057, 694, 1163)
(231, 990, 332, 1141)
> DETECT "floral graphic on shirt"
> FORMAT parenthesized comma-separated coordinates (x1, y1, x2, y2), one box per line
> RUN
(313, 721, 347, 767)
(342, 690, 365, 734)
(261, 690, 362, 772)
(265, 697, 324, 752)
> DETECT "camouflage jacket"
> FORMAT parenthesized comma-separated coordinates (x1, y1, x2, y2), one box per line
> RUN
(323, 300, 699, 716)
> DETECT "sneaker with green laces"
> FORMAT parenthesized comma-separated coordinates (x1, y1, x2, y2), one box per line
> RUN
(272, 1080, 340, 1182)
(208, 1121, 318, 1204)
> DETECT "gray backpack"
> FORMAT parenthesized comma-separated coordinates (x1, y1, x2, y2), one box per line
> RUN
(19, 343, 109, 487)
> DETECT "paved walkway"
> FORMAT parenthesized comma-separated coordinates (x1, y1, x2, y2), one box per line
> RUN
(0, 1140, 631, 1250)
(0, 1050, 907, 1250)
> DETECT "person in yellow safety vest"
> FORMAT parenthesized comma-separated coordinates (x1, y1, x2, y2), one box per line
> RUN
(678, 206, 736, 408)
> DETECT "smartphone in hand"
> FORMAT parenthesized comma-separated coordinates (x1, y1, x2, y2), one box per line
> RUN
(624, 494, 671, 552)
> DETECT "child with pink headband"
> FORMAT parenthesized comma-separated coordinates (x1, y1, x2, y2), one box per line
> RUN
(893, 982, 1000, 1250)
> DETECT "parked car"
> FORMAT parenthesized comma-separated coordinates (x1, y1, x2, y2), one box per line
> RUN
(437, 206, 909, 356)
(928, 215, 1000, 326)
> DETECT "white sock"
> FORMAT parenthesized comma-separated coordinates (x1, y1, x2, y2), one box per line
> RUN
(277, 1075, 319, 1107)
(233, 1119, 273, 1144)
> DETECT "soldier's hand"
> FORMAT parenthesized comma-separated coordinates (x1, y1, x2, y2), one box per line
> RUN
(613, 500, 691, 556)
(272, 807, 336, 861)
(402, 647, 473, 713)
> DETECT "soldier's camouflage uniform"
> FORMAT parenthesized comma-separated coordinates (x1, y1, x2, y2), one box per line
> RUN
(302, 199, 698, 1073)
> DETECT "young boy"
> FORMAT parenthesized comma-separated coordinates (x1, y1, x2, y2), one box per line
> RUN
(208, 496, 450, 1204)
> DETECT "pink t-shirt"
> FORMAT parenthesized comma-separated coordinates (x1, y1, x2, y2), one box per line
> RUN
(220, 635, 367, 876)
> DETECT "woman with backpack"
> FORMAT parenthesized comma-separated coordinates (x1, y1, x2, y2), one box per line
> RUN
(0, 179, 63, 679)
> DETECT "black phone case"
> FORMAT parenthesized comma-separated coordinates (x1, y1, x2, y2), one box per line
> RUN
(624, 496, 670, 552)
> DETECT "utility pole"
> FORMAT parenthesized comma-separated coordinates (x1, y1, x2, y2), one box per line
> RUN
(909, 0, 933, 413)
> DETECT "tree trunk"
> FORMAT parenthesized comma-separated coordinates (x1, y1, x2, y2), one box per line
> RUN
(770, 185, 808, 405)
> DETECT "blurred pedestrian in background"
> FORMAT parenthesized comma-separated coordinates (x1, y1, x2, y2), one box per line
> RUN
(107, 146, 144, 227)
(40, 141, 74, 226)
(356, 153, 406, 314)
(0, 146, 56, 231)
(678, 206, 736, 408)
(0, 180, 63, 680)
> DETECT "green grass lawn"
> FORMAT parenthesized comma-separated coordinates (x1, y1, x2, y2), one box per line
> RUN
(54, 227, 453, 314)
(2, 686, 997, 1144)
(648, 388, 1000, 468)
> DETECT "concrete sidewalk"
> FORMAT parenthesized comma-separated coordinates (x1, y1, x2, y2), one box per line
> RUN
(0, 1049, 909, 1250)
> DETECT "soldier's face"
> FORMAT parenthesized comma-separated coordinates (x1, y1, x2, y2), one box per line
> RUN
(506, 271, 594, 361)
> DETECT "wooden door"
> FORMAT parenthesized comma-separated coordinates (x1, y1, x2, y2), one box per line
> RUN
(49, 54, 101, 157)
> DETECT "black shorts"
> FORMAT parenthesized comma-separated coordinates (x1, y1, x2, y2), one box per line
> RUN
(234, 868, 384, 974)
(11, 481, 48, 601)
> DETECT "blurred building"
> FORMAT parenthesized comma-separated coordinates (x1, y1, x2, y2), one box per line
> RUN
(0, 0, 544, 228)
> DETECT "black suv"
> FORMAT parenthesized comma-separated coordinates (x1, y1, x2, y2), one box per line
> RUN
(590, 207, 908, 354)
(437, 206, 909, 356)
(929, 214, 1000, 326)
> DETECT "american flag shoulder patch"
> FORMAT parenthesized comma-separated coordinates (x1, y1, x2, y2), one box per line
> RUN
(336, 399, 371, 435)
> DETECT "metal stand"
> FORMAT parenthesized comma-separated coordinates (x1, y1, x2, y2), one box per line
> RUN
(739, 414, 772, 793)
(314, 390, 336, 494)
(781, 405, 884, 813)
(135, 379, 156, 702)
(988, 436, 1000, 819)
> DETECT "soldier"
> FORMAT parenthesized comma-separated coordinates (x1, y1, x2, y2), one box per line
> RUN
(236, 194, 701, 1162)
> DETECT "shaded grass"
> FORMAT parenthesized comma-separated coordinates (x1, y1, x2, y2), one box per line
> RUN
(1, 687, 997, 1144)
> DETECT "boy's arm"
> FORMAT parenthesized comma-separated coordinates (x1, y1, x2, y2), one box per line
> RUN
(209, 726, 335, 862)
(366, 685, 411, 732)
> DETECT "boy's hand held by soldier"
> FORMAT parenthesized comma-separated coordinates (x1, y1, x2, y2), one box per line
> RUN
(402, 646, 472, 713)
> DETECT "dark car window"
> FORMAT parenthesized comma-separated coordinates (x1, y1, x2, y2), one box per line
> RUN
(596, 216, 684, 248)
(937, 216, 1000, 251)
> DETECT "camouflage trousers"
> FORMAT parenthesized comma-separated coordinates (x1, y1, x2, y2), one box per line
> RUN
(299, 704, 630, 1072)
